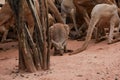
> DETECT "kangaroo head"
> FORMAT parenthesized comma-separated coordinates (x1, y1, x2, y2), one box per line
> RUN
(51, 39, 66, 55)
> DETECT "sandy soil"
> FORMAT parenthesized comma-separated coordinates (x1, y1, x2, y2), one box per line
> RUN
(0, 40, 120, 80)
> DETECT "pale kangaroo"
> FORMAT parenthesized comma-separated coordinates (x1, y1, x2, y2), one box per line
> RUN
(70, 3, 120, 55)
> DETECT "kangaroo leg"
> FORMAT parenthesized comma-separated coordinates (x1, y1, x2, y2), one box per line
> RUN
(83, 12, 90, 27)
(108, 16, 115, 44)
(116, 19, 120, 35)
(1, 29, 9, 42)
(64, 43, 73, 53)
(94, 27, 99, 42)
(70, 9, 80, 36)
(109, 14, 120, 43)
(61, 12, 67, 24)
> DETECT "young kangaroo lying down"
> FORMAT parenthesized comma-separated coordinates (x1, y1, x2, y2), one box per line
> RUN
(70, 3, 120, 55)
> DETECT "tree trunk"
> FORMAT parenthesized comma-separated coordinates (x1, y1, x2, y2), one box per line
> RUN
(47, 0, 64, 23)
(8, 0, 50, 72)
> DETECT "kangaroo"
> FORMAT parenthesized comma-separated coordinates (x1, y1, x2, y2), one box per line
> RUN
(70, 3, 120, 55)
(49, 23, 70, 55)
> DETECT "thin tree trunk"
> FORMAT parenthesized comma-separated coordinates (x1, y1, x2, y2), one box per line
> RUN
(47, 0, 64, 23)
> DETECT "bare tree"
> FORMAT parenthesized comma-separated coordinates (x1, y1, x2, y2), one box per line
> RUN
(8, 0, 50, 72)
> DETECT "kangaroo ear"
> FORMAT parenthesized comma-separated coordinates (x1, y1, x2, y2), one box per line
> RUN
(62, 39, 66, 45)
(64, 24, 70, 35)
(51, 40, 58, 46)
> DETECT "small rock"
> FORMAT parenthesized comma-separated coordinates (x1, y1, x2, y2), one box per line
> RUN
(115, 77, 118, 80)
(101, 78, 105, 80)
(15, 65, 18, 67)
(97, 72, 100, 74)
(97, 48, 103, 50)
(11, 71, 15, 73)
(26, 76, 29, 78)
(12, 77, 15, 79)
(49, 71, 52, 74)
(94, 56, 97, 58)
(106, 72, 109, 74)
(20, 74, 24, 77)
(34, 74, 37, 76)
(11, 45, 15, 47)
(16, 58, 18, 60)
(76, 75, 83, 77)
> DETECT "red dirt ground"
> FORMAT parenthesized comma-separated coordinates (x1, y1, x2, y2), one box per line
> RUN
(0, 40, 120, 80)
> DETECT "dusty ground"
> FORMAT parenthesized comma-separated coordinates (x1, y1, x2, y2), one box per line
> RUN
(0, 40, 120, 80)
